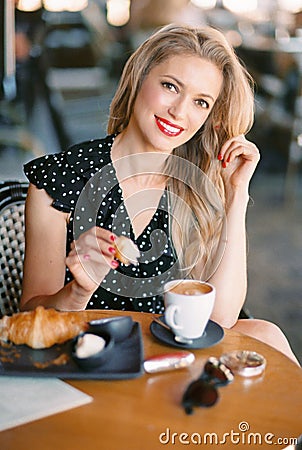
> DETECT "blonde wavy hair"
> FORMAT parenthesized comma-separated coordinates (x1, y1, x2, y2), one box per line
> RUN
(108, 24, 254, 279)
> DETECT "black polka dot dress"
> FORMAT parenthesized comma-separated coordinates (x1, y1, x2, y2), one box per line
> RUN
(24, 134, 181, 313)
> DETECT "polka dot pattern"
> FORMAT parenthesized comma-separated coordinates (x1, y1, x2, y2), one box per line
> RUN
(24, 135, 179, 313)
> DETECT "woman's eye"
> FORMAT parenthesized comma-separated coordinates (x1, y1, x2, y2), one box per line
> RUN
(162, 82, 178, 93)
(195, 99, 209, 109)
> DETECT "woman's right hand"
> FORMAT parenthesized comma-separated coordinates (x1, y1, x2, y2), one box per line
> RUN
(65, 227, 118, 295)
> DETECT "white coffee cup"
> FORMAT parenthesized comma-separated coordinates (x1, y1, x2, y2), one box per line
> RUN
(164, 279, 215, 340)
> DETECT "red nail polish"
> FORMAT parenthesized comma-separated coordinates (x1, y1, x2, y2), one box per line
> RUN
(227, 155, 231, 162)
(222, 161, 227, 168)
(109, 246, 116, 254)
(110, 235, 116, 242)
(217, 154, 223, 161)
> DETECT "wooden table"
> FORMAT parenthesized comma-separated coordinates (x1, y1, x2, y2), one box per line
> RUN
(0, 310, 301, 449)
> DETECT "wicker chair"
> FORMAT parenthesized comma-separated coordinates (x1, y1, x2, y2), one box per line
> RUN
(0, 180, 28, 317)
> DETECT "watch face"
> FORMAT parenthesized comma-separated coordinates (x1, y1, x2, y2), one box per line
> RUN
(220, 350, 266, 377)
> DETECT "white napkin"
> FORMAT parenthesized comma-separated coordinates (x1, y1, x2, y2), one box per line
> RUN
(0, 376, 93, 431)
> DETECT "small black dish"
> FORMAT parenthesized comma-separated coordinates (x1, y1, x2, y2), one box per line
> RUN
(72, 331, 115, 370)
(150, 316, 224, 349)
(88, 316, 133, 343)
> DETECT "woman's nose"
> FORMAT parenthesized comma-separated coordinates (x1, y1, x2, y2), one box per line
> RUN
(168, 97, 187, 120)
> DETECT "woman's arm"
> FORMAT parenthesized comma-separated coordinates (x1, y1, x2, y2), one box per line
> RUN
(207, 135, 260, 328)
(21, 184, 117, 311)
(208, 189, 249, 327)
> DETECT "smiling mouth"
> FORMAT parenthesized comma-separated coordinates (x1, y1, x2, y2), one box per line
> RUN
(155, 116, 184, 137)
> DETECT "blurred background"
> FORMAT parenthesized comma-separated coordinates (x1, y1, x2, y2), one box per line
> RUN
(1, 0, 301, 363)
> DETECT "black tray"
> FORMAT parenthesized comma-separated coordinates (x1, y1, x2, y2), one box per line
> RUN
(0, 322, 144, 380)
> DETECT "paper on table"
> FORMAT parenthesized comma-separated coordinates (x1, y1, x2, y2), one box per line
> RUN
(0, 376, 93, 431)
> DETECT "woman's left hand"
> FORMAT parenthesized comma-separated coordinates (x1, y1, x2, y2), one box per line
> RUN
(218, 134, 260, 191)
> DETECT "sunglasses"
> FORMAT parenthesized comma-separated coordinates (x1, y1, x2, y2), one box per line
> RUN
(182, 357, 234, 415)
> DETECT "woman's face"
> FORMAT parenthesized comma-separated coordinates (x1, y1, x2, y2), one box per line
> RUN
(129, 54, 223, 153)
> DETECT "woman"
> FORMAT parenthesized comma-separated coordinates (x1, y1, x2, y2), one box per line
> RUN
(21, 24, 298, 363)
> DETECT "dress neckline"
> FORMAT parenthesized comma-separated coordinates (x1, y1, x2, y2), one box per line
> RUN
(108, 143, 167, 242)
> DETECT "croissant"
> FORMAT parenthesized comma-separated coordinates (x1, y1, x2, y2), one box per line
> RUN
(0, 306, 89, 349)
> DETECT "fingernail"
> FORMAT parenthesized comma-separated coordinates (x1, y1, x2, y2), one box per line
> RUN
(217, 153, 223, 161)
(227, 155, 231, 162)
(111, 260, 119, 268)
(222, 161, 227, 168)
(110, 235, 116, 242)
(108, 246, 116, 254)
(83, 254, 90, 260)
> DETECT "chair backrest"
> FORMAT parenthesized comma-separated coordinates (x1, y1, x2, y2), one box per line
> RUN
(0, 180, 28, 317)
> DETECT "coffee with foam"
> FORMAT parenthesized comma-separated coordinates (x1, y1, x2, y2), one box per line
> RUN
(164, 279, 216, 340)
(169, 281, 212, 296)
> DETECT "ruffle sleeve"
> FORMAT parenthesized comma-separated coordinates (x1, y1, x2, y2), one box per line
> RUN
(23, 135, 116, 213)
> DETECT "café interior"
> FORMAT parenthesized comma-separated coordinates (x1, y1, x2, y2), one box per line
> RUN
(0, 0, 301, 446)
(2, 0, 301, 357)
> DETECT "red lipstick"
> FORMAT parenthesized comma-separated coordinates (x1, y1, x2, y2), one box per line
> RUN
(155, 115, 184, 137)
